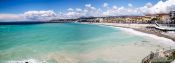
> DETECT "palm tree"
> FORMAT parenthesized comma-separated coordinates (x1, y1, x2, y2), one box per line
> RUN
(171, 17, 175, 24)
(147, 18, 158, 24)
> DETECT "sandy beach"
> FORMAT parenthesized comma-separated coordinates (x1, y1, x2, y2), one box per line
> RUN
(92, 23, 175, 42)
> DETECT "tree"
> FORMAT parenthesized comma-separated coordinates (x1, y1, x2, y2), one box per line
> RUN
(147, 18, 158, 24)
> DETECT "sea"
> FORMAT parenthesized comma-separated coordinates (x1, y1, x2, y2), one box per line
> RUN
(0, 23, 174, 63)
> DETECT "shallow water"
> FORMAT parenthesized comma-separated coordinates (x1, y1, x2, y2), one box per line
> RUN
(0, 23, 174, 63)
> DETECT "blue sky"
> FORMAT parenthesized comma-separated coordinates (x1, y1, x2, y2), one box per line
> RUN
(0, 0, 174, 21)
(0, 0, 160, 13)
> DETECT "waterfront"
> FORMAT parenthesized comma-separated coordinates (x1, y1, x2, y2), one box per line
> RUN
(0, 23, 175, 63)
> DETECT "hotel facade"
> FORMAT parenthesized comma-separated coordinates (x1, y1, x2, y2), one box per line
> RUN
(52, 11, 175, 24)
(170, 11, 175, 24)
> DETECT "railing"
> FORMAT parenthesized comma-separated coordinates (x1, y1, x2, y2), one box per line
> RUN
(152, 21, 175, 27)
(158, 24, 175, 27)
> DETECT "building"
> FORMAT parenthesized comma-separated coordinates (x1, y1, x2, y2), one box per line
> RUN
(145, 14, 157, 19)
(145, 13, 170, 24)
(96, 17, 103, 23)
(78, 17, 94, 22)
(78, 17, 102, 23)
(94, 16, 151, 23)
(156, 13, 170, 23)
(170, 11, 175, 24)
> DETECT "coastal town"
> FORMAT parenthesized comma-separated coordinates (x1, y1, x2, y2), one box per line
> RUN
(50, 10, 175, 41)
(50, 11, 175, 24)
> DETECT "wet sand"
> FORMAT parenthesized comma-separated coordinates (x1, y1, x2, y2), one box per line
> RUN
(94, 23, 175, 42)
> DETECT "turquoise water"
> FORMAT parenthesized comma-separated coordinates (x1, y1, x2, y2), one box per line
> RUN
(0, 23, 144, 63)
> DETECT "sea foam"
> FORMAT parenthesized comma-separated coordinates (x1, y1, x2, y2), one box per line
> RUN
(116, 27, 175, 46)
(7, 59, 41, 63)
(97, 24, 175, 46)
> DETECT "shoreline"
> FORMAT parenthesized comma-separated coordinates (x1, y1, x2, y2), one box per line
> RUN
(133, 28, 175, 41)
(1, 22, 174, 41)
(91, 23, 175, 42)
(1, 22, 175, 63)
(1, 22, 174, 42)
(82, 23, 175, 63)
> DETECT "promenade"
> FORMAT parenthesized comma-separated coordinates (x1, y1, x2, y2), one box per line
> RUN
(93, 23, 175, 41)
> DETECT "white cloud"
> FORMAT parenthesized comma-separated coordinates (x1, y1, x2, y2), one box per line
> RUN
(145, 2, 153, 8)
(143, 0, 175, 14)
(113, 5, 117, 9)
(0, 10, 57, 21)
(24, 10, 57, 21)
(103, 6, 142, 16)
(84, 4, 102, 17)
(57, 4, 103, 19)
(103, 3, 108, 8)
(85, 4, 91, 8)
(102, 0, 175, 16)
(128, 3, 133, 7)
(76, 8, 82, 12)
(67, 8, 74, 11)
(57, 9, 85, 19)
(0, 14, 25, 21)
